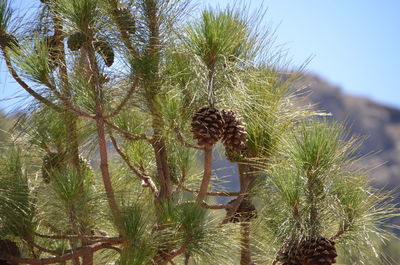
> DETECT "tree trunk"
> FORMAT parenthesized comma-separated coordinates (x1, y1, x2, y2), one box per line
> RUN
(240, 222, 252, 265)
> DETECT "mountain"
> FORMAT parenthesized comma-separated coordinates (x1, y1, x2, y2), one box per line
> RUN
(299, 74, 400, 189)
(296, 74, 400, 229)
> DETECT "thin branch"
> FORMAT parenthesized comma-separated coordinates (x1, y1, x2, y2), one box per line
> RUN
(28, 237, 123, 260)
(103, 75, 140, 119)
(6, 239, 123, 265)
(110, 134, 159, 195)
(104, 246, 122, 253)
(44, 79, 95, 119)
(34, 232, 120, 241)
(105, 119, 153, 142)
(34, 232, 78, 240)
(0, 47, 62, 112)
(27, 241, 63, 256)
(175, 130, 204, 151)
(153, 246, 185, 265)
(201, 201, 228, 210)
(81, 33, 124, 235)
(181, 185, 240, 197)
(330, 221, 351, 241)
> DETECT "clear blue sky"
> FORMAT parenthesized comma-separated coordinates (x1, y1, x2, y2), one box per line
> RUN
(1, 0, 399, 110)
(201, 0, 400, 108)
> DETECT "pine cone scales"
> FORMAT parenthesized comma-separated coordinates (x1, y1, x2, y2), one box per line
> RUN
(0, 240, 20, 265)
(191, 107, 247, 150)
(277, 237, 337, 265)
(301, 237, 337, 265)
(191, 107, 224, 146)
(115, 8, 136, 34)
(221, 109, 247, 160)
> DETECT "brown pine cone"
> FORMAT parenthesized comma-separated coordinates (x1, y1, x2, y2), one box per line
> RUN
(191, 107, 224, 146)
(94, 39, 115, 67)
(276, 240, 304, 265)
(276, 237, 337, 265)
(221, 109, 247, 160)
(300, 237, 337, 265)
(0, 240, 20, 265)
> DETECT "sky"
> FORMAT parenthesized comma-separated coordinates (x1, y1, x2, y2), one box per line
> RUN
(1, 0, 399, 111)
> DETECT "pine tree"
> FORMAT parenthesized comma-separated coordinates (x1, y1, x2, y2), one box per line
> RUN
(0, 0, 398, 264)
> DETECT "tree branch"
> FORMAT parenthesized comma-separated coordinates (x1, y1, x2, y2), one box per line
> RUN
(240, 222, 252, 265)
(27, 241, 64, 256)
(6, 239, 123, 265)
(110, 134, 159, 195)
(181, 185, 240, 197)
(201, 201, 228, 210)
(222, 163, 254, 224)
(153, 246, 185, 265)
(0, 47, 62, 112)
(44, 79, 95, 119)
(104, 119, 153, 142)
(103, 75, 140, 119)
(175, 130, 204, 151)
(330, 220, 352, 241)
(34, 232, 119, 241)
(196, 145, 213, 204)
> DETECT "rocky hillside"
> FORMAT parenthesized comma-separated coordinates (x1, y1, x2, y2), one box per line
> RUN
(299, 74, 400, 189)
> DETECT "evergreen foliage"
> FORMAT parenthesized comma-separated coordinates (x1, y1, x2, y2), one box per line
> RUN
(0, 0, 397, 264)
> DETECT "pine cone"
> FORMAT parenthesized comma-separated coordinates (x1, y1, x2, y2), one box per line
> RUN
(44, 36, 61, 69)
(114, 7, 136, 34)
(67, 32, 85, 51)
(225, 197, 257, 223)
(300, 237, 337, 265)
(277, 237, 337, 265)
(276, 240, 304, 265)
(221, 109, 247, 161)
(191, 107, 224, 146)
(0, 240, 20, 265)
(94, 39, 115, 67)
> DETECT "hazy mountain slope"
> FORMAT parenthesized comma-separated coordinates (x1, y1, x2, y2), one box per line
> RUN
(299, 74, 400, 188)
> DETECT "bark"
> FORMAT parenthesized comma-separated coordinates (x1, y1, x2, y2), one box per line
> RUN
(182, 185, 240, 197)
(80, 32, 123, 234)
(7, 239, 123, 265)
(240, 222, 252, 265)
(196, 145, 213, 204)
(223, 163, 256, 224)
(222, 163, 257, 265)
(96, 116, 123, 232)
